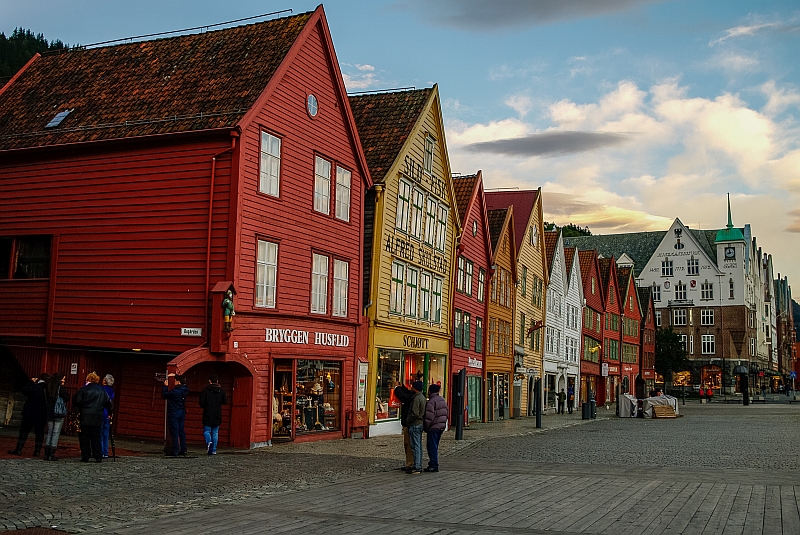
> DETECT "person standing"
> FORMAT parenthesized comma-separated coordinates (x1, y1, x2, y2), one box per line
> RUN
(567, 386, 575, 414)
(393, 380, 416, 473)
(423, 384, 448, 473)
(8, 373, 49, 457)
(43, 373, 69, 461)
(162, 373, 189, 457)
(100, 374, 115, 459)
(406, 380, 426, 475)
(557, 389, 566, 414)
(73, 372, 112, 463)
(199, 374, 227, 455)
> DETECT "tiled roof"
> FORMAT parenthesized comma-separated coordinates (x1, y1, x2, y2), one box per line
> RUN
(617, 266, 631, 293)
(564, 247, 576, 279)
(544, 229, 559, 275)
(637, 286, 652, 314)
(564, 228, 721, 277)
(485, 190, 538, 254)
(577, 249, 601, 300)
(348, 88, 432, 183)
(0, 11, 313, 151)
(598, 257, 613, 290)
(487, 208, 508, 253)
(452, 173, 478, 225)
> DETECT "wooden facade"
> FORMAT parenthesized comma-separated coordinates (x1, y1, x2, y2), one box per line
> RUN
(0, 7, 372, 447)
(637, 287, 656, 396)
(578, 250, 604, 403)
(598, 257, 622, 405)
(617, 266, 642, 395)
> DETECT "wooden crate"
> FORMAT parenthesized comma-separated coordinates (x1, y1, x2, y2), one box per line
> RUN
(653, 405, 676, 418)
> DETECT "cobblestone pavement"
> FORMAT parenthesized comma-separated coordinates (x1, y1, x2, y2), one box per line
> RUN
(2, 403, 799, 534)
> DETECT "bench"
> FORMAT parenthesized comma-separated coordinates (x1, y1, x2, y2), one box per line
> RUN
(752, 396, 767, 403)
(653, 405, 676, 418)
(722, 397, 742, 404)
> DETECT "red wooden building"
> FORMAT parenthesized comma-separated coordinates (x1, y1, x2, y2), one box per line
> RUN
(598, 257, 622, 405)
(617, 266, 641, 395)
(577, 250, 604, 404)
(637, 287, 657, 396)
(452, 172, 493, 423)
(0, 7, 371, 447)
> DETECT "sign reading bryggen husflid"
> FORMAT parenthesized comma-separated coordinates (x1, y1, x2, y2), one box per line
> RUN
(349, 86, 459, 435)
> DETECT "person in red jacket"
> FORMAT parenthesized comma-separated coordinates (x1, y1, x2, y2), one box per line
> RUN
(423, 383, 448, 473)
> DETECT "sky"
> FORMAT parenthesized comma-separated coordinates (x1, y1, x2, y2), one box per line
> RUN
(3, 0, 799, 288)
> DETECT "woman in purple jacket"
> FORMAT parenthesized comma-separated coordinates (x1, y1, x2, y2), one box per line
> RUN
(423, 384, 448, 472)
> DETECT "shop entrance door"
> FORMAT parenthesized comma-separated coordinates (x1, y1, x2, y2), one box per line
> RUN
(487, 373, 497, 421)
(230, 375, 253, 448)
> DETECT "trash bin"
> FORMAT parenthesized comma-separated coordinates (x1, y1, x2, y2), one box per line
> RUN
(590, 400, 597, 419)
(582, 402, 591, 420)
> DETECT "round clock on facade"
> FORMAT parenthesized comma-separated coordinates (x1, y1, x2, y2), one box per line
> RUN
(307, 94, 318, 117)
(472, 220, 477, 236)
(725, 246, 735, 260)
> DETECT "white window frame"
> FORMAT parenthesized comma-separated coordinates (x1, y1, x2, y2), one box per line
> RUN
(314, 156, 331, 215)
(255, 240, 278, 308)
(424, 197, 437, 246)
(702, 334, 715, 355)
(405, 267, 418, 317)
(335, 166, 351, 222)
(701, 281, 713, 300)
(332, 259, 348, 317)
(662, 259, 673, 277)
(653, 284, 661, 302)
(390, 262, 405, 314)
(432, 277, 443, 323)
(311, 253, 329, 314)
(423, 136, 434, 174)
(675, 282, 686, 300)
(477, 269, 485, 303)
(655, 310, 662, 327)
(701, 309, 714, 326)
(259, 132, 281, 197)
(687, 257, 699, 276)
(465, 260, 473, 296)
(410, 188, 424, 240)
(419, 271, 431, 321)
(436, 205, 448, 251)
(673, 309, 687, 326)
(457, 256, 465, 293)
(396, 180, 411, 232)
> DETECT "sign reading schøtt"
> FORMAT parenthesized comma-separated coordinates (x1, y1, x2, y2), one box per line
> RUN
(265, 328, 350, 347)
(403, 336, 429, 349)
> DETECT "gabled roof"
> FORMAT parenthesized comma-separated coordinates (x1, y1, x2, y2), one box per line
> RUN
(485, 190, 539, 254)
(0, 11, 315, 151)
(564, 247, 576, 280)
(578, 249, 604, 305)
(544, 229, 559, 275)
(598, 257, 613, 290)
(487, 208, 509, 253)
(617, 266, 632, 294)
(453, 173, 479, 225)
(348, 88, 432, 182)
(637, 286, 652, 313)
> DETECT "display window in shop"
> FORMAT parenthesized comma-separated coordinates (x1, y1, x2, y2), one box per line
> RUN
(374, 348, 447, 421)
(272, 359, 342, 440)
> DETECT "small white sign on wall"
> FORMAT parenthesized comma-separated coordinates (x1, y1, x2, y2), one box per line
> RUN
(70, 363, 78, 375)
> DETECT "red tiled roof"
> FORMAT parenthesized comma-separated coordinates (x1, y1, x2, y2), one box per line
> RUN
(598, 257, 612, 289)
(544, 229, 559, 275)
(452, 173, 479, 225)
(564, 247, 576, 279)
(617, 266, 632, 298)
(348, 88, 432, 182)
(0, 11, 314, 151)
(487, 208, 509, 253)
(485, 190, 538, 254)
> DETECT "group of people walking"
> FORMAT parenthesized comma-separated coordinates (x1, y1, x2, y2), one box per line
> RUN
(161, 373, 228, 457)
(8, 371, 115, 462)
(394, 379, 449, 474)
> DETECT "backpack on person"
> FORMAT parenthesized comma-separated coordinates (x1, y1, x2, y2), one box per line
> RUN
(53, 387, 68, 418)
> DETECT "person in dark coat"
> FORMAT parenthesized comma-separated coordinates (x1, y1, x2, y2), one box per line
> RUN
(557, 389, 566, 414)
(199, 374, 228, 455)
(73, 371, 113, 463)
(423, 384, 448, 473)
(100, 374, 115, 459)
(8, 373, 49, 456)
(43, 373, 70, 461)
(162, 373, 189, 457)
(393, 380, 416, 473)
(406, 380, 426, 474)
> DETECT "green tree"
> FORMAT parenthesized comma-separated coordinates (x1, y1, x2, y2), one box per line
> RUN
(543, 222, 592, 236)
(655, 327, 688, 380)
(0, 28, 70, 81)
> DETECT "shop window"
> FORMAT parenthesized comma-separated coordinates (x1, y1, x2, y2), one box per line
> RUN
(311, 253, 329, 314)
(0, 236, 51, 280)
(335, 166, 351, 222)
(375, 350, 402, 420)
(259, 131, 281, 197)
(332, 259, 348, 317)
(673, 371, 692, 386)
(313, 156, 331, 215)
(296, 360, 341, 434)
(256, 240, 278, 308)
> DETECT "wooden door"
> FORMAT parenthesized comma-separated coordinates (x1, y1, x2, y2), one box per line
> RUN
(229, 375, 253, 448)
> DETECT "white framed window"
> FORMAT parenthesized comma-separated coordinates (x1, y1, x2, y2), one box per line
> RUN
(390, 262, 405, 314)
(256, 240, 278, 308)
(259, 132, 281, 197)
(454, 309, 463, 348)
(701, 281, 713, 300)
(652, 284, 661, 302)
(396, 180, 411, 232)
(521, 265, 528, 297)
(675, 282, 686, 300)
(655, 310, 662, 327)
(424, 197, 437, 246)
(456, 256, 466, 293)
(311, 253, 329, 314)
(673, 309, 687, 326)
(332, 259, 348, 317)
(432, 277, 443, 323)
(424, 136, 434, 174)
(749, 337, 755, 356)
(462, 313, 471, 350)
(465, 260, 473, 296)
(689, 335, 694, 354)
(477, 269, 485, 303)
(701, 309, 714, 326)
(662, 259, 673, 277)
(475, 317, 483, 352)
(419, 271, 431, 321)
(680, 334, 687, 353)
(405, 267, 418, 317)
(729, 279, 735, 299)
(687, 257, 699, 275)
(314, 156, 331, 215)
(335, 167, 351, 222)
(702, 334, 715, 354)
(436, 205, 448, 251)
(410, 188, 424, 239)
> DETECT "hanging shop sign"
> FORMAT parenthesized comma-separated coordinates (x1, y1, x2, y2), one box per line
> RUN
(264, 328, 350, 347)
(601, 363, 609, 377)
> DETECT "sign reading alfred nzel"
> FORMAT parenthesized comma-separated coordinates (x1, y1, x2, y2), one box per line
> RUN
(265, 328, 350, 347)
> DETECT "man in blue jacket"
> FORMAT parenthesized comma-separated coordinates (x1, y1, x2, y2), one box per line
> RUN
(162, 373, 189, 457)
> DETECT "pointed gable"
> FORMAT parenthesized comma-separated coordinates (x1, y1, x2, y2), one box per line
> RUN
(453, 173, 479, 225)
(0, 12, 315, 150)
(564, 247, 576, 280)
(485, 190, 539, 255)
(544, 230, 559, 275)
(348, 88, 432, 182)
(487, 208, 509, 253)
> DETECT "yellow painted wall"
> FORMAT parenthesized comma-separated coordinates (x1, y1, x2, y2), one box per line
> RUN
(486, 219, 515, 376)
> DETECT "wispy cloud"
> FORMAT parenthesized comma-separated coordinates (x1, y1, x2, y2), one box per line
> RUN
(464, 131, 630, 157)
(505, 94, 534, 118)
(711, 19, 800, 45)
(706, 51, 760, 73)
(399, 0, 661, 30)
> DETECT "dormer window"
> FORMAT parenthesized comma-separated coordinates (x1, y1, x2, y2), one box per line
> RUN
(46, 109, 73, 128)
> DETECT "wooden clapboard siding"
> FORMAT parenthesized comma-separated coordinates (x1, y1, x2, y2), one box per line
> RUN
(0, 281, 48, 336)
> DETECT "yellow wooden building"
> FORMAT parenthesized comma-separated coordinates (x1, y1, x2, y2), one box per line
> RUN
(485, 207, 517, 421)
(486, 190, 547, 417)
(349, 86, 459, 435)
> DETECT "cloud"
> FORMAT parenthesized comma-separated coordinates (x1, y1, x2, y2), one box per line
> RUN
(505, 94, 534, 117)
(711, 20, 800, 45)
(761, 81, 800, 116)
(342, 72, 378, 89)
(355, 64, 375, 72)
(706, 51, 760, 73)
(400, 0, 661, 30)
(464, 131, 630, 157)
(787, 210, 800, 233)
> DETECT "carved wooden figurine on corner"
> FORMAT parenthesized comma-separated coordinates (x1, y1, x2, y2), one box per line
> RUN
(222, 290, 235, 332)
